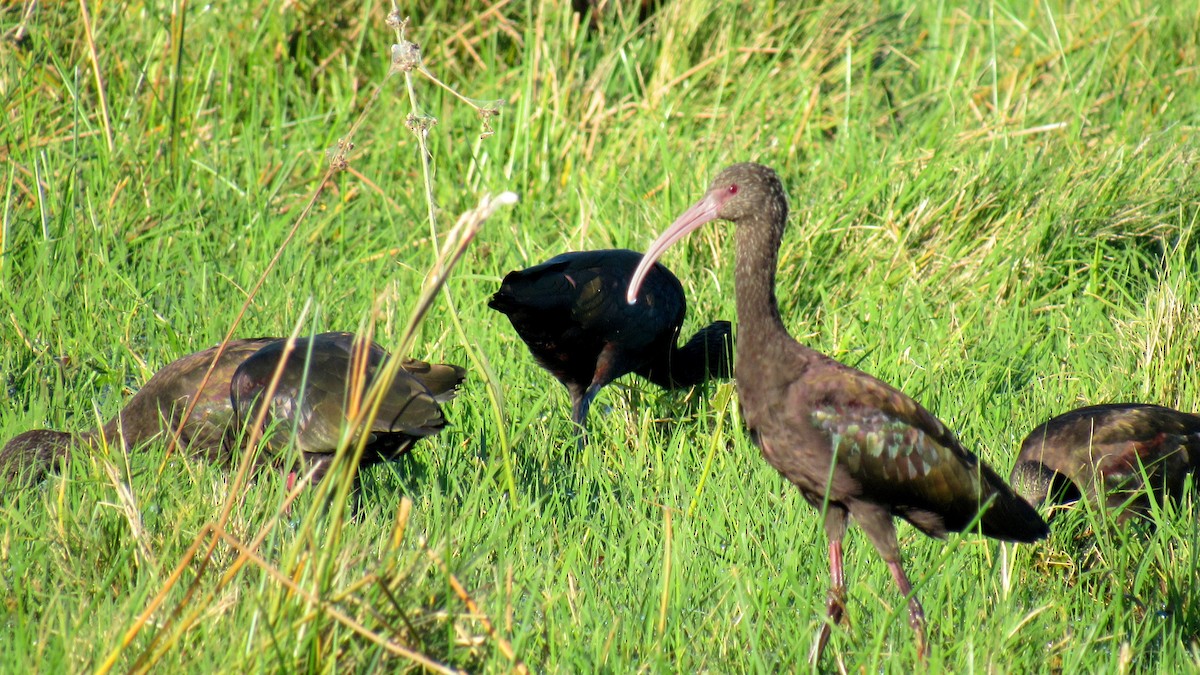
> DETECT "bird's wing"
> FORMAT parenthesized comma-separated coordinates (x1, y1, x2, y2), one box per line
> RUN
(801, 365, 992, 518)
(798, 361, 1047, 541)
(491, 253, 684, 348)
(489, 259, 579, 315)
(1016, 404, 1200, 478)
(231, 334, 449, 454)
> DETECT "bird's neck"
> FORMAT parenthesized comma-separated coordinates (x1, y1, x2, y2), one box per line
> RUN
(733, 216, 791, 358)
(638, 321, 734, 389)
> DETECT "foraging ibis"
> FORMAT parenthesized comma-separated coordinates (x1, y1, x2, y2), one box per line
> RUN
(1, 333, 464, 489)
(1010, 403, 1200, 521)
(489, 249, 732, 439)
(2, 338, 277, 487)
(626, 163, 1048, 662)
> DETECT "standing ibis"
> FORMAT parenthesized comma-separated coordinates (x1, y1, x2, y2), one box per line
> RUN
(626, 163, 1048, 662)
(489, 249, 732, 441)
(1010, 403, 1200, 521)
(1, 332, 464, 491)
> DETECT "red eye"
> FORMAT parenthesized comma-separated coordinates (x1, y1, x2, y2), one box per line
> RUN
(727, 184, 738, 195)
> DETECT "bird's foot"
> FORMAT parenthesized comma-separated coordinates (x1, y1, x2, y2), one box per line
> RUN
(908, 598, 928, 662)
(809, 586, 847, 664)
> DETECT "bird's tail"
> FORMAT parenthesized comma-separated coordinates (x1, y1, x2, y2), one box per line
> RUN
(979, 466, 1051, 543)
(401, 359, 467, 403)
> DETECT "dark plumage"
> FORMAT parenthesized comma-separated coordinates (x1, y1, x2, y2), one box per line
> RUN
(1011, 403, 1200, 521)
(489, 249, 732, 437)
(1, 332, 464, 491)
(231, 332, 465, 484)
(626, 163, 1048, 662)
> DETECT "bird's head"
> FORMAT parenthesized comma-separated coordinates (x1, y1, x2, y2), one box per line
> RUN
(1008, 460, 1064, 509)
(626, 162, 787, 304)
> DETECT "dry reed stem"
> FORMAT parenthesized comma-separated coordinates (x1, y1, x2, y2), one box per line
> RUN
(77, 0, 114, 153)
(387, 8, 516, 501)
(96, 9, 513, 670)
(106, 191, 515, 673)
(135, 191, 517, 670)
(214, 529, 460, 674)
(100, 460, 157, 571)
(96, 523, 215, 675)
(158, 71, 391, 474)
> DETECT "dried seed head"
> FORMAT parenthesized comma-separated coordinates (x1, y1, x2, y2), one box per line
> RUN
(478, 105, 502, 140)
(385, 11, 406, 32)
(326, 138, 355, 171)
(391, 40, 423, 74)
(406, 113, 438, 140)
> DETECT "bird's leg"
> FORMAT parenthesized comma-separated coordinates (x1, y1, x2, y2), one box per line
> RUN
(852, 505, 928, 661)
(827, 539, 847, 624)
(571, 347, 618, 449)
(887, 560, 928, 661)
(810, 507, 849, 665)
(568, 385, 597, 450)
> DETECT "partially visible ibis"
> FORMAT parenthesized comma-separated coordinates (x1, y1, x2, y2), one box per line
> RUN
(2, 337, 276, 488)
(1, 332, 464, 491)
(1010, 403, 1200, 521)
(626, 163, 1048, 662)
(231, 332, 465, 484)
(489, 249, 732, 440)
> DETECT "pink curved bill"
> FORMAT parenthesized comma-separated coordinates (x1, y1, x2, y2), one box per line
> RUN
(626, 191, 722, 304)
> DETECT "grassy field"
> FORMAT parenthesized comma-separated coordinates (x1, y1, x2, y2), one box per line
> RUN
(2, 0, 1199, 671)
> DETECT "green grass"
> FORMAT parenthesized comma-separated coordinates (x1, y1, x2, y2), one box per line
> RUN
(3, 0, 1200, 671)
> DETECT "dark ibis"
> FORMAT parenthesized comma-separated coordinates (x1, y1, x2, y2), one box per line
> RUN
(1010, 403, 1200, 521)
(231, 332, 465, 484)
(489, 249, 732, 440)
(1, 332, 464, 491)
(626, 163, 1048, 662)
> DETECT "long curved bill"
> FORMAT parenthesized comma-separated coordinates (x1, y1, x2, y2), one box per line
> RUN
(626, 190, 722, 304)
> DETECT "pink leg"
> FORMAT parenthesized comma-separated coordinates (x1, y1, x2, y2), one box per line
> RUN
(810, 509, 849, 664)
(887, 560, 928, 661)
(283, 470, 298, 514)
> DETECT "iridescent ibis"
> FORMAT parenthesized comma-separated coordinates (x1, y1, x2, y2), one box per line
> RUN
(626, 163, 1049, 662)
(489, 249, 732, 439)
(1010, 403, 1200, 521)
(231, 332, 466, 484)
(1, 332, 464, 490)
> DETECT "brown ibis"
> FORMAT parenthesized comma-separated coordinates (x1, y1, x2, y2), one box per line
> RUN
(626, 163, 1049, 662)
(1, 332, 464, 491)
(2, 337, 277, 488)
(489, 249, 732, 440)
(1010, 403, 1200, 521)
